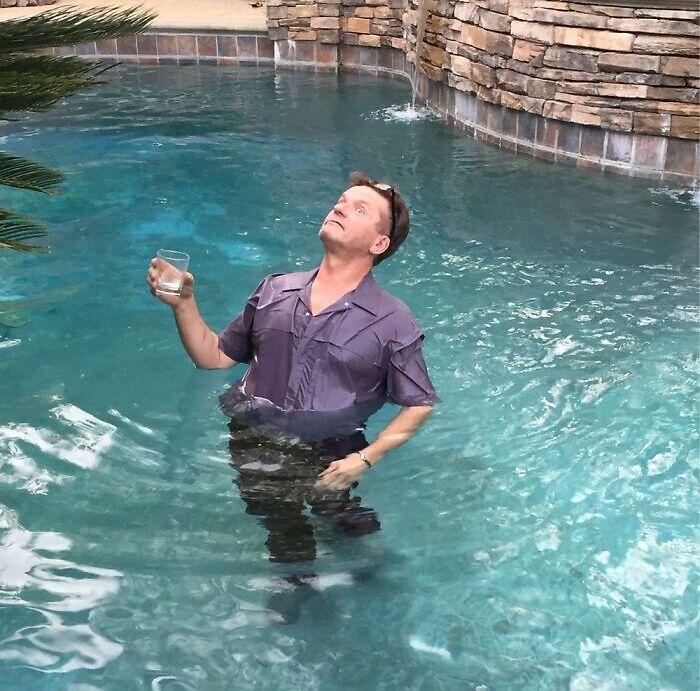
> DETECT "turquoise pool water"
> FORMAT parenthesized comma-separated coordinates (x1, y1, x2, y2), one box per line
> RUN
(0, 65, 697, 690)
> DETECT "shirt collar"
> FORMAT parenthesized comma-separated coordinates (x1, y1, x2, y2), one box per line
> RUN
(279, 269, 317, 293)
(348, 270, 379, 316)
(281, 267, 380, 316)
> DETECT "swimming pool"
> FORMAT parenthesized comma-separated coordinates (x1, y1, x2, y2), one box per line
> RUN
(0, 64, 697, 690)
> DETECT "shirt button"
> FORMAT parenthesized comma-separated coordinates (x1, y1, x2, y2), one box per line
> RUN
(344, 302, 349, 307)
(305, 311, 310, 316)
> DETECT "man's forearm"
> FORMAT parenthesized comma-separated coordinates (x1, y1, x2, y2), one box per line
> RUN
(362, 405, 433, 465)
(172, 298, 225, 369)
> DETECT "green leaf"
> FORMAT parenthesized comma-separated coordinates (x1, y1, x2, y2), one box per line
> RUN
(0, 53, 120, 114)
(0, 284, 85, 311)
(0, 5, 156, 54)
(0, 66, 100, 113)
(0, 310, 27, 327)
(0, 152, 64, 193)
(0, 53, 98, 78)
(0, 208, 49, 252)
(0, 284, 86, 325)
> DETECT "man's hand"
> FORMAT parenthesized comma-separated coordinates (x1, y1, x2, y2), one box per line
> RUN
(315, 454, 367, 491)
(146, 257, 195, 308)
(314, 406, 434, 491)
(145, 258, 235, 369)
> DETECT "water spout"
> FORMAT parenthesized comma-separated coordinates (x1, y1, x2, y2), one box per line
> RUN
(411, 0, 431, 112)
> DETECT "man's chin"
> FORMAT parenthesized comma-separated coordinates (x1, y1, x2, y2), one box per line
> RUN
(319, 230, 343, 253)
(319, 223, 339, 239)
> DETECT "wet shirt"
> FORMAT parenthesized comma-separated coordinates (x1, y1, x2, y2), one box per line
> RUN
(218, 269, 438, 440)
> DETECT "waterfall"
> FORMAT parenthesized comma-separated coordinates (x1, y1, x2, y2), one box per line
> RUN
(411, 0, 431, 112)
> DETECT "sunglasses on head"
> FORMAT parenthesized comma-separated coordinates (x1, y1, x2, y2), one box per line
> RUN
(371, 182, 395, 240)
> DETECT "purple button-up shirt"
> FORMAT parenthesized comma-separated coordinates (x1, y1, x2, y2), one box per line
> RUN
(218, 269, 437, 440)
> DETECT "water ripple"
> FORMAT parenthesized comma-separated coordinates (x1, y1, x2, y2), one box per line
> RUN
(0, 64, 697, 690)
(0, 506, 123, 673)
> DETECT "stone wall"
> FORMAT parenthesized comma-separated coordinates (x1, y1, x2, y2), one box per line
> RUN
(266, 0, 340, 44)
(262, 0, 698, 181)
(264, 0, 699, 140)
(405, 0, 699, 139)
(267, 0, 406, 50)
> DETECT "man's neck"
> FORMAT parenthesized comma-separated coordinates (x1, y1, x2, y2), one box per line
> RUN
(306, 255, 373, 315)
(315, 255, 372, 291)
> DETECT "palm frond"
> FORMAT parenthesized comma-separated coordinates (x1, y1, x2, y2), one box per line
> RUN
(0, 65, 108, 113)
(0, 53, 99, 78)
(0, 152, 64, 193)
(0, 5, 156, 53)
(0, 53, 110, 112)
(0, 208, 48, 252)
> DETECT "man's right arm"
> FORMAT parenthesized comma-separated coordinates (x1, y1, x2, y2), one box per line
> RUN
(146, 258, 236, 370)
(172, 297, 237, 369)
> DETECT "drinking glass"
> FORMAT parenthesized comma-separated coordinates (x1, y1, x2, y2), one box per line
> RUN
(155, 249, 189, 296)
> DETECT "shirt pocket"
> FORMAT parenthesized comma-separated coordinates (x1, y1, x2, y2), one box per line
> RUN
(325, 337, 386, 398)
(252, 302, 294, 349)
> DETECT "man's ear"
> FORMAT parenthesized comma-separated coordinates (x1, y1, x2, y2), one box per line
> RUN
(370, 234, 390, 258)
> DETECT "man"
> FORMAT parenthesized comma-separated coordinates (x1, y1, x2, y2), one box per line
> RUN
(147, 172, 437, 563)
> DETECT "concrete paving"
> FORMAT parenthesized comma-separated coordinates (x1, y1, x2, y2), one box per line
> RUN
(0, 0, 267, 32)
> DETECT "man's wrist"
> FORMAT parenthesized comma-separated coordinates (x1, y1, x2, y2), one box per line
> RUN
(357, 449, 373, 468)
(172, 295, 195, 315)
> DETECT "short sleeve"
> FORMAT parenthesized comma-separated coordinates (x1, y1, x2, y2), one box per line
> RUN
(387, 332, 439, 407)
(217, 277, 267, 363)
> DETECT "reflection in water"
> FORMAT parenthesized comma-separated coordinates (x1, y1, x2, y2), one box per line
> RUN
(0, 505, 123, 673)
(0, 404, 116, 495)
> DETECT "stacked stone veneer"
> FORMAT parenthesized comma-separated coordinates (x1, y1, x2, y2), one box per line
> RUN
(267, 0, 406, 49)
(406, 1, 698, 140)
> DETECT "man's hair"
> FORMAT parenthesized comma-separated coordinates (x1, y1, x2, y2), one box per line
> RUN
(349, 171, 410, 266)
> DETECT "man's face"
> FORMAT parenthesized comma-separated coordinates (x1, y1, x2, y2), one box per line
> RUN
(319, 185, 391, 261)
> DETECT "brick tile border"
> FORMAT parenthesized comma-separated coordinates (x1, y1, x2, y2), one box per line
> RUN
(63, 31, 275, 64)
(58, 31, 697, 185)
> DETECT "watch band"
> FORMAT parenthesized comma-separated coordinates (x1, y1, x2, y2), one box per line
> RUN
(358, 450, 372, 468)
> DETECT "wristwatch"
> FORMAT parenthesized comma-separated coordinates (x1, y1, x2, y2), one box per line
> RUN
(358, 450, 372, 469)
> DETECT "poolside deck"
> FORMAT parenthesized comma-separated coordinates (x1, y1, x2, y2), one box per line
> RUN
(0, 0, 267, 32)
